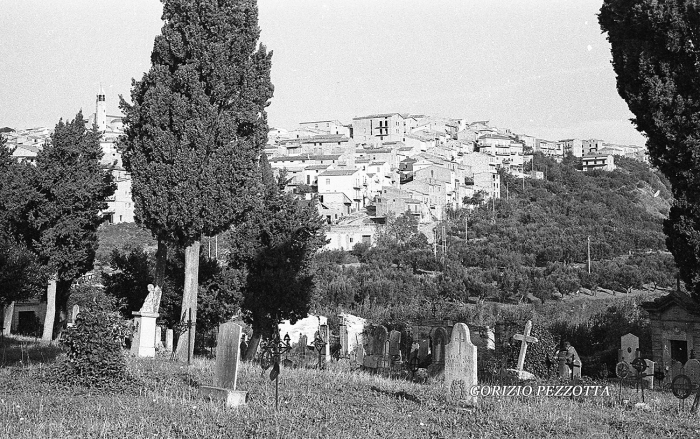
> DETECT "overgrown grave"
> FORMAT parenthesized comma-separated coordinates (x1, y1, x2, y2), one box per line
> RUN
(51, 303, 133, 391)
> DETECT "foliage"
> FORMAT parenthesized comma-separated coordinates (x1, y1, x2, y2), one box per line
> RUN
(30, 112, 115, 333)
(120, 0, 274, 360)
(120, 0, 273, 246)
(599, 0, 700, 300)
(96, 223, 156, 264)
(68, 283, 123, 314)
(57, 304, 132, 389)
(233, 158, 327, 338)
(103, 246, 152, 315)
(0, 135, 46, 306)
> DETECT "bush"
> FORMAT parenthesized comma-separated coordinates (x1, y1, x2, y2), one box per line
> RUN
(56, 304, 132, 389)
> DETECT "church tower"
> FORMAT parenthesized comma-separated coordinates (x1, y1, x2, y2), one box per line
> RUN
(96, 85, 107, 131)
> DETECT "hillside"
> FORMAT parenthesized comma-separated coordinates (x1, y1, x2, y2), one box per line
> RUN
(314, 154, 678, 311)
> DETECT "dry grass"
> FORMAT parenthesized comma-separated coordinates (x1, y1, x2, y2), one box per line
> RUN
(0, 340, 699, 438)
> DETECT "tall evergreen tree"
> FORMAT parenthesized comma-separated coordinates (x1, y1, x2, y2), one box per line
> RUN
(230, 156, 326, 360)
(32, 112, 115, 341)
(120, 0, 273, 360)
(0, 135, 46, 307)
(600, 1, 700, 300)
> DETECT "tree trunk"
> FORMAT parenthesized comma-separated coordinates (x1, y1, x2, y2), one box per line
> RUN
(244, 330, 262, 362)
(153, 238, 168, 312)
(175, 240, 200, 362)
(41, 275, 57, 343)
(154, 238, 168, 289)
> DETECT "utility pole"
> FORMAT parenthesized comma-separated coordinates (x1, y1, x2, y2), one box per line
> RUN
(465, 211, 468, 242)
(587, 235, 591, 274)
(433, 227, 437, 259)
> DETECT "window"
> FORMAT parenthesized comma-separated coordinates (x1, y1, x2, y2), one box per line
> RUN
(326, 178, 330, 185)
(349, 237, 354, 243)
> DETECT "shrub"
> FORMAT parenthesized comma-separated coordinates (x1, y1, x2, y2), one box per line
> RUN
(56, 304, 132, 389)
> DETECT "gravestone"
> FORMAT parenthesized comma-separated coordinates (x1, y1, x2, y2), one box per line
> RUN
(389, 330, 401, 359)
(557, 349, 570, 378)
(445, 323, 477, 405)
(339, 324, 349, 358)
(200, 322, 247, 407)
(165, 329, 174, 352)
(684, 359, 700, 385)
(433, 327, 448, 365)
(418, 339, 430, 364)
(3, 302, 14, 335)
(298, 334, 308, 359)
(670, 360, 683, 382)
(131, 311, 159, 357)
(131, 286, 160, 357)
(373, 326, 388, 356)
(155, 326, 164, 350)
(620, 333, 639, 364)
(485, 326, 495, 350)
(320, 324, 331, 363)
(355, 343, 365, 366)
(71, 304, 80, 324)
(643, 359, 654, 390)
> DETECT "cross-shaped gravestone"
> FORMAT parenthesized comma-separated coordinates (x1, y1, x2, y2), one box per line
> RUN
(512, 320, 538, 376)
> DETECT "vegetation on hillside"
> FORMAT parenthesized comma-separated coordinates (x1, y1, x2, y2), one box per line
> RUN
(313, 154, 677, 312)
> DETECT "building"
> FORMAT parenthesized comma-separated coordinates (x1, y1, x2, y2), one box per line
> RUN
(641, 290, 700, 367)
(299, 120, 351, 137)
(558, 138, 583, 157)
(317, 168, 369, 211)
(316, 192, 353, 223)
(581, 153, 616, 171)
(583, 139, 604, 155)
(352, 113, 407, 143)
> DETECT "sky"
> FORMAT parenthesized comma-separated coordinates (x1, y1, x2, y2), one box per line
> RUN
(0, 0, 647, 146)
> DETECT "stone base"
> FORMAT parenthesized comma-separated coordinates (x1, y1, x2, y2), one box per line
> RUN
(504, 368, 536, 381)
(200, 386, 248, 407)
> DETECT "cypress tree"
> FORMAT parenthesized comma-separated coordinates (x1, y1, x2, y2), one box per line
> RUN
(600, 1, 700, 300)
(33, 112, 115, 341)
(120, 0, 273, 360)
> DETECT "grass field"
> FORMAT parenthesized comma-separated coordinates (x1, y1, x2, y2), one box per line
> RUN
(1, 338, 699, 438)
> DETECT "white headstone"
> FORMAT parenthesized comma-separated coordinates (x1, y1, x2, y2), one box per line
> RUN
(3, 302, 15, 336)
(620, 333, 639, 364)
(445, 323, 477, 405)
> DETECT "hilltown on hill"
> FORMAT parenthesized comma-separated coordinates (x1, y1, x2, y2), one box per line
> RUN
(2, 90, 647, 251)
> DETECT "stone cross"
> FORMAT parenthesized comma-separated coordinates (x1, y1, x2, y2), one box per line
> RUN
(445, 323, 478, 405)
(512, 320, 538, 374)
(200, 322, 247, 407)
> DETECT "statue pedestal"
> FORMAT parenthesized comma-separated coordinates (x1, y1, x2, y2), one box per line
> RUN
(131, 311, 159, 358)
